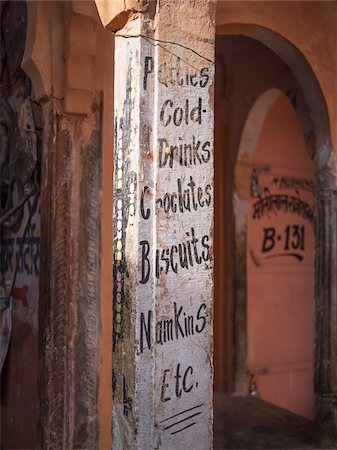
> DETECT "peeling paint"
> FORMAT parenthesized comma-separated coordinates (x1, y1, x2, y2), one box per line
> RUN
(113, 3, 215, 448)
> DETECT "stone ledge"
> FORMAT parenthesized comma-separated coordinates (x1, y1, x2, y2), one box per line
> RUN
(95, 0, 149, 32)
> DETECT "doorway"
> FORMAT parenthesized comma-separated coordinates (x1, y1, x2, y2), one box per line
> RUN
(214, 34, 319, 448)
(244, 91, 314, 419)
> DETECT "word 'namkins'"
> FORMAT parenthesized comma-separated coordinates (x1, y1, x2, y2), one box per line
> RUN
(139, 302, 207, 353)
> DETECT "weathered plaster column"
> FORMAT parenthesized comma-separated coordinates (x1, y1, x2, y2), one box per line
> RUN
(97, 1, 215, 448)
(23, 2, 109, 448)
(314, 149, 337, 443)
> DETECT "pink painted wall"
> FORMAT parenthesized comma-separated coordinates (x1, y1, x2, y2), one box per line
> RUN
(247, 95, 314, 419)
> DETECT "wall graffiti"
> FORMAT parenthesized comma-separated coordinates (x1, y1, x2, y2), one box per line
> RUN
(138, 50, 213, 441)
(160, 403, 204, 436)
(261, 224, 306, 261)
(139, 228, 210, 284)
(252, 187, 313, 223)
(139, 302, 207, 353)
(1, 197, 40, 329)
(113, 26, 214, 448)
(140, 176, 212, 219)
(1, 226, 40, 276)
(250, 175, 313, 263)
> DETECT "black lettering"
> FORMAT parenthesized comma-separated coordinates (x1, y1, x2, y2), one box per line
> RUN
(186, 232, 194, 267)
(143, 56, 154, 90)
(185, 314, 194, 336)
(170, 245, 178, 273)
(205, 184, 212, 206)
(140, 186, 150, 220)
(175, 363, 182, 398)
(174, 302, 185, 339)
(183, 366, 193, 393)
(196, 303, 207, 333)
(183, 189, 191, 212)
(191, 97, 202, 125)
(190, 73, 198, 86)
(173, 106, 183, 126)
(163, 318, 173, 342)
(156, 248, 160, 279)
(171, 193, 177, 213)
(160, 99, 173, 127)
(163, 193, 171, 214)
(184, 143, 192, 166)
(156, 321, 163, 345)
(191, 227, 202, 264)
(161, 369, 171, 402)
(188, 176, 198, 211)
(201, 141, 211, 163)
(185, 99, 189, 125)
(198, 186, 205, 207)
(177, 179, 184, 213)
(158, 138, 170, 168)
(201, 235, 210, 262)
(200, 67, 209, 87)
(178, 242, 189, 269)
(140, 240, 150, 284)
(262, 227, 276, 252)
(192, 136, 202, 164)
(140, 310, 152, 353)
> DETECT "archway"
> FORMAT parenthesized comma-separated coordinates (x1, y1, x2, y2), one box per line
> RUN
(214, 26, 334, 447)
(236, 89, 314, 419)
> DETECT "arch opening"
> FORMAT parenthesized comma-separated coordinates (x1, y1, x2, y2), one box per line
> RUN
(237, 90, 314, 419)
(213, 28, 333, 448)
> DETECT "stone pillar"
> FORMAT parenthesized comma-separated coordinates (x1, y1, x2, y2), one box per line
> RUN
(110, 1, 215, 448)
(38, 96, 102, 450)
(22, 2, 107, 448)
(314, 149, 337, 444)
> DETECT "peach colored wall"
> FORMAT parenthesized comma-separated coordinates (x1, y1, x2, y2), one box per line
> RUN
(247, 95, 314, 419)
(10, 1, 332, 445)
(216, 1, 337, 151)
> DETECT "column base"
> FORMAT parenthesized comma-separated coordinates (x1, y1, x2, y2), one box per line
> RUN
(316, 393, 337, 446)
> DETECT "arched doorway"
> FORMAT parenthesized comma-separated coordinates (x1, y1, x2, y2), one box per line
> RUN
(239, 90, 314, 419)
(214, 27, 333, 447)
